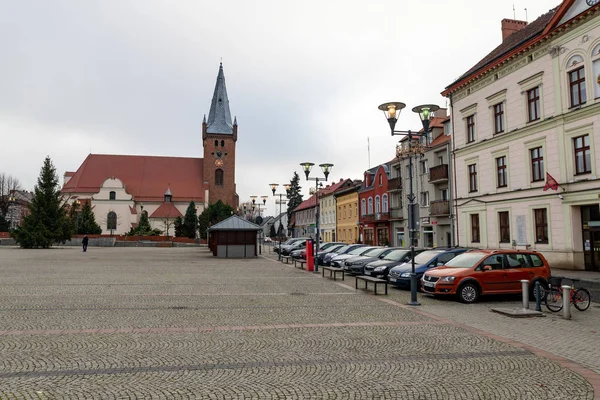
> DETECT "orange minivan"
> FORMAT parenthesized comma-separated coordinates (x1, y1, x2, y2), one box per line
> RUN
(421, 249, 551, 303)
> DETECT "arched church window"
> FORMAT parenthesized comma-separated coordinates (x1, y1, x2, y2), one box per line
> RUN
(107, 211, 117, 231)
(221, 140, 225, 147)
(215, 140, 219, 147)
(215, 169, 224, 186)
(109, 191, 116, 200)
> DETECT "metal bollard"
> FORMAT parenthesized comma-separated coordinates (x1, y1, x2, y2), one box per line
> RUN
(535, 281, 542, 312)
(562, 285, 571, 319)
(521, 280, 529, 310)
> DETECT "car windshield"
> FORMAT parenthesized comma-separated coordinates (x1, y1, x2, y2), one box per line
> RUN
(324, 245, 344, 253)
(382, 249, 410, 261)
(412, 250, 444, 264)
(362, 248, 388, 257)
(349, 247, 370, 255)
(444, 252, 487, 268)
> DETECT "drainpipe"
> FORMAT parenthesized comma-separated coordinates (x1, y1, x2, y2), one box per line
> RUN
(449, 93, 459, 247)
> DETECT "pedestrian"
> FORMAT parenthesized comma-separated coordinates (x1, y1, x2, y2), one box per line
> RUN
(82, 235, 89, 252)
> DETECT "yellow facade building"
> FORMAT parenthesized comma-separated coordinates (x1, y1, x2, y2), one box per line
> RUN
(334, 180, 362, 244)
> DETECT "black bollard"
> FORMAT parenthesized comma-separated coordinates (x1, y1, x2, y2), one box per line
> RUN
(535, 281, 542, 312)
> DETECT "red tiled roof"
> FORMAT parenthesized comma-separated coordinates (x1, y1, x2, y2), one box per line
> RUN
(149, 202, 183, 219)
(428, 134, 451, 148)
(129, 206, 137, 215)
(444, 7, 558, 94)
(293, 179, 353, 212)
(294, 195, 317, 212)
(61, 154, 206, 202)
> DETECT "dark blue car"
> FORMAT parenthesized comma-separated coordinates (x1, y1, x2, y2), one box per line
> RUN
(387, 248, 468, 289)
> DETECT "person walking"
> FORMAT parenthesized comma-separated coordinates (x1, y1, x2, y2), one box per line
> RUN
(82, 235, 89, 252)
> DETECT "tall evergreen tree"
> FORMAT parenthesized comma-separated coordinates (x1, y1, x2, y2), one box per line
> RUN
(74, 201, 102, 235)
(0, 214, 9, 232)
(269, 224, 276, 238)
(12, 157, 71, 248)
(182, 201, 198, 238)
(286, 171, 303, 228)
(174, 216, 184, 237)
(197, 200, 234, 239)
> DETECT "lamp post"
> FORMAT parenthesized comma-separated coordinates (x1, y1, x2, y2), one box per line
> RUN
(251, 195, 268, 254)
(378, 102, 439, 306)
(139, 203, 144, 243)
(270, 183, 291, 261)
(7, 194, 17, 231)
(299, 162, 333, 273)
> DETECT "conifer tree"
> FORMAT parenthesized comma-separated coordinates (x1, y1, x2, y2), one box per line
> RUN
(12, 157, 71, 248)
(174, 216, 184, 237)
(197, 200, 234, 239)
(286, 171, 303, 228)
(74, 201, 102, 234)
(0, 214, 9, 232)
(269, 224, 276, 238)
(182, 201, 198, 238)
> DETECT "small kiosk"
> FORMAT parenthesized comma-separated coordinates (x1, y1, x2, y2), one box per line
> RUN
(207, 215, 262, 258)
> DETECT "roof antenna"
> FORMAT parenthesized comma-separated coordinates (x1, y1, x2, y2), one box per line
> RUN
(525, 8, 528, 22)
(367, 137, 371, 168)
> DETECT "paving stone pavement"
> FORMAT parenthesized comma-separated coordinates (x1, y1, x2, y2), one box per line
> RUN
(0, 246, 597, 399)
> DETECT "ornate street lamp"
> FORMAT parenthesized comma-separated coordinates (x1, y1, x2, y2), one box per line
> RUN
(270, 183, 291, 260)
(378, 102, 439, 306)
(299, 162, 333, 273)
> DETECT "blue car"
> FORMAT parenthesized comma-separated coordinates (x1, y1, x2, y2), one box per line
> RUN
(388, 248, 468, 289)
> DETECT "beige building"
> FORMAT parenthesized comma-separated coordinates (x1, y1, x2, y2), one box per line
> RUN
(334, 180, 362, 244)
(443, 1, 600, 270)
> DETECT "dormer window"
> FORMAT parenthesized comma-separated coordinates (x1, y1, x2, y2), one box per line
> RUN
(164, 188, 172, 202)
(109, 191, 116, 200)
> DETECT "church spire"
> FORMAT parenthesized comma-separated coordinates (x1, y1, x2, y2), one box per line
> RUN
(206, 63, 233, 134)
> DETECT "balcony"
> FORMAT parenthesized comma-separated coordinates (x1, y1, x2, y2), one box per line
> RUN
(430, 200, 450, 216)
(429, 164, 449, 184)
(387, 178, 402, 192)
(389, 207, 404, 220)
(361, 212, 390, 223)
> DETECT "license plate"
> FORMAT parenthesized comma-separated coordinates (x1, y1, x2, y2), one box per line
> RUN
(424, 282, 435, 288)
(389, 278, 397, 282)
(364, 271, 371, 276)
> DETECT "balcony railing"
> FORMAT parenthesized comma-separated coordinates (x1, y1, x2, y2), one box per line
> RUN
(361, 212, 390, 223)
(429, 164, 449, 183)
(387, 178, 402, 191)
(430, 200, 450, 216)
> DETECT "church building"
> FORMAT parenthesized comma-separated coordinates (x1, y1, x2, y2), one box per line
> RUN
(61, 64, 239, 235)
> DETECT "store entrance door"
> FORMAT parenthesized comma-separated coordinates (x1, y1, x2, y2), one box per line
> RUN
(581, 205, 600, 271)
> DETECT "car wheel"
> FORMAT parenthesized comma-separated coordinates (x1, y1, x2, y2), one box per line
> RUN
(458, 283, 479, 303)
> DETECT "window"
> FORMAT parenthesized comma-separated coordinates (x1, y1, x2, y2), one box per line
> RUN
(493, 102, 504, 134)
(379, 175, 382, 186)
(361, 199, 366, 216)
(498, 211, 510, 243)
(214, 140, 218, 147)
(496, 156, 507, 188)
(343, 205, 346, 219)
(420, 160, 428, 175)
(471, 214, 480, 243)
(375, 196, 381, 213)
(466, 115, 475, 143)
(221, 140, 225, 147)
(382, 194, 389, 213)
(569, 67, 586, 107)
(107, 211, 117, 231)
(438, 156, 444, 165)
(368, 197, 373, 214)
(574, 135, 591, 174)
(215, 169, 224, 186)
(421, 192, 429, 207)
(109, 191, 116, 200)
(527, 87, 541, 122)
(468, 164, 478, 192)
(441, 189, 449, 201)
(534, 208, 548, 244)
(530, 147, 544, 182)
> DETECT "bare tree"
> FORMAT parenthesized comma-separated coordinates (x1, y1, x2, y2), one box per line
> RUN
(0, 173, 23, 216)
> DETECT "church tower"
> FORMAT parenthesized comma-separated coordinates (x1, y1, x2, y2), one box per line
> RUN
(203, 63, 239, 209)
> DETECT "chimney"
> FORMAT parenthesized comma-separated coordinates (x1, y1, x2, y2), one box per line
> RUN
(501, 18, 527, 41)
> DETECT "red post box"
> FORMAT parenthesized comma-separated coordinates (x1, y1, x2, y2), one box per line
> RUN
(306, 239, 314, 272)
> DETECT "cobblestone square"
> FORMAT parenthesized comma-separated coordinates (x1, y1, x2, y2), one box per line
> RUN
(0, 246, 598, 399)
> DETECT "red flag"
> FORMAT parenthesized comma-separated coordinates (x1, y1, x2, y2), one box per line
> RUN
(543, 173, 559, 191)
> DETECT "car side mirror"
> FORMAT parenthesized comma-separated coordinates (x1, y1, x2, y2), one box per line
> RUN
(482, 265, 492, 271)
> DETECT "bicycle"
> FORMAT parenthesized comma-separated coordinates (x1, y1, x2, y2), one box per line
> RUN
(544, 276, 591, 312)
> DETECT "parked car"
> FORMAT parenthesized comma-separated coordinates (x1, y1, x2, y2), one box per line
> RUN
(331, 246, 377, 268)
(363, 248, 425, 279)
(344, 247, 401, 275)
(421, 249, 551, 303)
(322, 244, 366, 266)
(280, 239, 310, 256)
(291, 242, 344, 260)
(315, 244, 347, 263)
(388, 248, 468, 289)
(274, 238, 305, 254)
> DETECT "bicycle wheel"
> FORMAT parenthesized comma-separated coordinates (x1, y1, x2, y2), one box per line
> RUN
(573, 288, 591, 311)
(545, 288, 563, 312)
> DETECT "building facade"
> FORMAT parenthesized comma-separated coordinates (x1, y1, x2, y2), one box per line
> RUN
(443, 1, 600, 270)
(334, 180, 362, 244)
(358, 164, 391, 246)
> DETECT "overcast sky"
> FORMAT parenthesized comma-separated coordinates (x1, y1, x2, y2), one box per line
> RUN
(2, 0, 558, 216)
